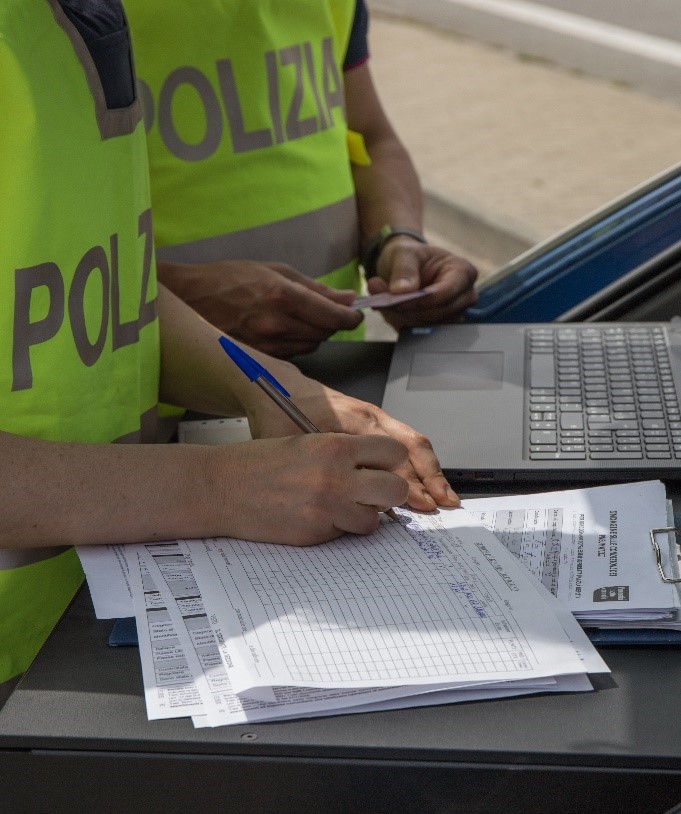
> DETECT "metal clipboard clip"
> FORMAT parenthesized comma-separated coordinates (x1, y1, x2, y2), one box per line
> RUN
(649, 527, 681, 583)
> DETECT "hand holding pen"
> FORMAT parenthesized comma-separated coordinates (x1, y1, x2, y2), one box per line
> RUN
(218, 335, 401, 522)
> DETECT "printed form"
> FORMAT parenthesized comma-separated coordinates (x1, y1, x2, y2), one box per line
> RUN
(127, 543, 215, 722)
(129, 541, 576, 727)
(463, 480, 681, 626)
(185, 507, 607, 696)
(77, 543, 132, 619)
(80, 508, 607, 726)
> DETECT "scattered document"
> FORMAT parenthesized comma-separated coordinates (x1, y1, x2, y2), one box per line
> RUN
(131, 541, 567, 728)
(83, 485, 680, 726)
(77, 543, 132, 619)
(185, 508, 605, 696)
(127, 544, 210, 721)
(111, 507, 609, 727)
(463, 480, 681, 629)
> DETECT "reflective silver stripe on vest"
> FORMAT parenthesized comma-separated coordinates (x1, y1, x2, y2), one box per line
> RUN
(156, 195, 359, 279)
(0, 546, 69, 570)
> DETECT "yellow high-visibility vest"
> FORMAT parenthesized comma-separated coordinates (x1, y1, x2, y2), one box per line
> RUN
(125, 0, 364, 339)
(0, 0, 160, 684)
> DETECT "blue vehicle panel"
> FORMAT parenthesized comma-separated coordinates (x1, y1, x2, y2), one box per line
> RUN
(466, 166, 681, 323)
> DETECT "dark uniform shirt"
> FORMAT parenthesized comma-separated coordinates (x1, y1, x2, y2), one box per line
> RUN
(344, 0, 370, 70)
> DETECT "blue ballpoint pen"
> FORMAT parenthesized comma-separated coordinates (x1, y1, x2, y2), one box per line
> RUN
(218, 335, 398, 521)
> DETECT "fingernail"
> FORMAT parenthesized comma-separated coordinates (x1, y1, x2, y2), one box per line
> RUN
(446, 486, 460, 504)
(391, 279, 413, 293)
(423, 492, 436, 509)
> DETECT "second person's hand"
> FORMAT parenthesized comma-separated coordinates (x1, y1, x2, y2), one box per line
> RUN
(367, 236, 479, 329)
(158, 258, 363, 357)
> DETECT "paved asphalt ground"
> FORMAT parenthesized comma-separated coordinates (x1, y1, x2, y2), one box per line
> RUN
(366, 5, 681, 272)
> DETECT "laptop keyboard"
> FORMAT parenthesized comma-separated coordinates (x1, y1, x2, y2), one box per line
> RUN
(526, 326, 681, 461)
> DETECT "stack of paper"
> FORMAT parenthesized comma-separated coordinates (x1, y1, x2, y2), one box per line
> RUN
(464, 480, 681, 630)
(79, 508, 608, 727)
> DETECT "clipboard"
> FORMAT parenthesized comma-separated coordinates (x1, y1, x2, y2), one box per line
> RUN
(650, 525, 681, 584)
(586, 628, 681, 646)
(588, 524, 681, 646)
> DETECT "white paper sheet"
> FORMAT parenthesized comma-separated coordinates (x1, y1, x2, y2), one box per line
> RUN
(76, 544, 133, 619)
(100, 503, 610, 727)
(135, 542, 554, 727)
(184, 508, 606, 695)
(127, 543, 209, 720)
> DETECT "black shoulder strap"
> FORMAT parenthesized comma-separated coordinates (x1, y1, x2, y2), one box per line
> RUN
(57, 0, 134, 109)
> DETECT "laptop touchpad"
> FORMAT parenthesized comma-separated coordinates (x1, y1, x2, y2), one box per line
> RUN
(407, 352, 504, 391)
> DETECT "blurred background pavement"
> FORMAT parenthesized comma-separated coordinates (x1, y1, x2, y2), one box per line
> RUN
(362, 1, 681, 337)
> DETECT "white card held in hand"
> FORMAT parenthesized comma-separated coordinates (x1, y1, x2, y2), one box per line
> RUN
(351, 288, 432, 310)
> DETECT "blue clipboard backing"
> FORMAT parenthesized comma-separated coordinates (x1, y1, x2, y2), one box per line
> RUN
(108, 617, 138, 647)
(585, 629, 681, 646)
(107, 618, 681, 648)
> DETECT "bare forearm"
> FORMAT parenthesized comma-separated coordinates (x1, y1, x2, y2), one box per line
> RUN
(157, 283, 317, 429)
(157, 283, 255, 415)
(352, 136, 423, 243)
(156, 261, 361, 358)
(0, 431, 221, 548)
(345, 65, 478, 319)
(345, 64, 423, 244)
(0, 430, 416, 550)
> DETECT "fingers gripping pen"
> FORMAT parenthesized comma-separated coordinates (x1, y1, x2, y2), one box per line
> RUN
(218, 336, 398, 522)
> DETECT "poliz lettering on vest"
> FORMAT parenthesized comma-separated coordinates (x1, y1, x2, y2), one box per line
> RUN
(139, 38, 345, 161)
(12, 210, 156, 391)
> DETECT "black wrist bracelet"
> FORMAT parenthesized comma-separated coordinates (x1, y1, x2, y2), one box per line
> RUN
(361, 225, 427, 278)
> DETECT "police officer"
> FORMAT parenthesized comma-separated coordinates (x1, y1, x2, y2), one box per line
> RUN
(0, 0, 459, 705)
(123, 0, 479, 357)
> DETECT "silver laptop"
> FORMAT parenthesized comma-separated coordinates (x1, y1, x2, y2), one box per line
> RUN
(381, 321, 681, 484)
